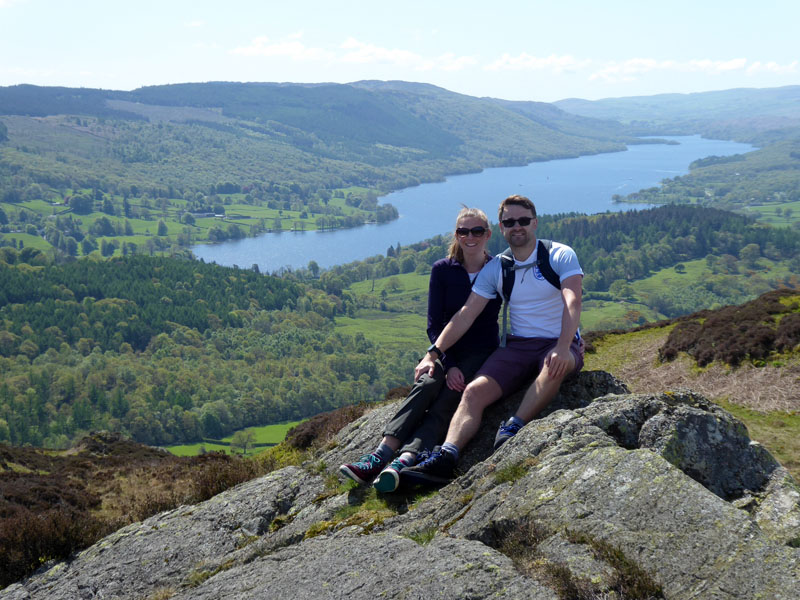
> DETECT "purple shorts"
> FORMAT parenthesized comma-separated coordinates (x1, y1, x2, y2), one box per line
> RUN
(475, 335, 584, 396)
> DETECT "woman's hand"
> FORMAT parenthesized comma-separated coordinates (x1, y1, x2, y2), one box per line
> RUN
(414, 354, 437, 381)
(445, 367, 465, 391)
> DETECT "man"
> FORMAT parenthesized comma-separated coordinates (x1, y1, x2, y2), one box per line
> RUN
(403, 194, 583, 483)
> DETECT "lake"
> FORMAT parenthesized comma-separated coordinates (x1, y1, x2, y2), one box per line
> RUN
(192, 135, 754, 273)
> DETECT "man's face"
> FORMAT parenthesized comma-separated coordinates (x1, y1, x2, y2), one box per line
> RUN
(499, 204, 537, 248)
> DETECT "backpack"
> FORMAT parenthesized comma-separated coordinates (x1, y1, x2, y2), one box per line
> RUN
(497, 239, 578, 347)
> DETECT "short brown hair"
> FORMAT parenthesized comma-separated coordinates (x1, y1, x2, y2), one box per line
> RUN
(498, 195, 536, 221)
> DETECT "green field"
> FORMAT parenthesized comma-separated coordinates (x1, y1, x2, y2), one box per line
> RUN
(336, 311, 428, 350)
(164, 421, 302, 457)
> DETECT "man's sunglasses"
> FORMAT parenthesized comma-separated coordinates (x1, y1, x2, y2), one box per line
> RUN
(501, 216, 534, 228)
(456, 226, 487, 238)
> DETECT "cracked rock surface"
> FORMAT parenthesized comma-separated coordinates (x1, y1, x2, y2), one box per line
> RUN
(3, 372, 799, 600)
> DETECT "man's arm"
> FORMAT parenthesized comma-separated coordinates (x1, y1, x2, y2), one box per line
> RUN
(414, 292, 490, 380)
(544, 274, 582, 379)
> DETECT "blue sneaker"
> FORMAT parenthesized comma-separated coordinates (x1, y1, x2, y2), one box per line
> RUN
(400, 446, 457, 485)
(373, 458, 409, 493)
(339, 453, 385, 485)
(494, 419, 523, 450)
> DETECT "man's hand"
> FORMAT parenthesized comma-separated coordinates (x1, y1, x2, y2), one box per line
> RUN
(544, 343, 573, 380)
(414, 353, 437, 381)
(445, 366, 465, 391)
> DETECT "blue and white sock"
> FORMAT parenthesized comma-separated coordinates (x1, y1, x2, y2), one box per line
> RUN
(441, 442, 460, 460)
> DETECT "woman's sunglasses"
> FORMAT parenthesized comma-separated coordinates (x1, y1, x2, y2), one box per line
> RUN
(501, 216, 534, 228)
(456, 226, 487, 238)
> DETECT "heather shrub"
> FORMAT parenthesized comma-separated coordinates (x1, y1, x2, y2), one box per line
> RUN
(659, 290, 800, 367)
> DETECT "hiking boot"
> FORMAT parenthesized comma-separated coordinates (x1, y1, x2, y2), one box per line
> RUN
(339, 453, 385, 485)
(494, 419, 523, 450)
(373, 458, 409, 493)
(400, 446, 457, 485)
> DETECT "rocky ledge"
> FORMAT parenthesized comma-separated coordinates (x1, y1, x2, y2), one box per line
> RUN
(3, 371, 799, 599)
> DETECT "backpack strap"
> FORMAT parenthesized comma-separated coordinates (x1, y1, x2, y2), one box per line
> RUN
(498, 239, 561, 347)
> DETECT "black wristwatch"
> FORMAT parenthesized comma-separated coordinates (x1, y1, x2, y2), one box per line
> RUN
(426, 343, 443, 359)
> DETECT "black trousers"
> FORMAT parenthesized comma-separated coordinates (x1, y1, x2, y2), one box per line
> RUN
(382, 347, 494, 456)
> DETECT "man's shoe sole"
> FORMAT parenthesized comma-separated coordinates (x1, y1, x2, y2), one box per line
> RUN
(400, 468, 453, 485)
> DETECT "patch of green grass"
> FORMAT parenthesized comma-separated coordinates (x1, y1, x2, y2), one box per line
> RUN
(221, 421, 301, 445)
(744, 200, 800, 227)
(0, 232, 51, 251)
(493, 458, 538, 485)
(164, 421, 301, 456)
(583, 325, 672, 374)
(163, 442, 231, 456)
(406, 527, 437, 545)
(716, 400, 800, 479)
(581, 299, 663, 332)
(336, 312, 427, 350)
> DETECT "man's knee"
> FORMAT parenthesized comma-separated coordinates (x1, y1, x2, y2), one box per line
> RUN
(461, 377, 502, 411)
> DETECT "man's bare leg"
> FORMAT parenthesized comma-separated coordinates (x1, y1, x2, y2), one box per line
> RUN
(515, 353, 576, 422)
(443, 375, 503, 449)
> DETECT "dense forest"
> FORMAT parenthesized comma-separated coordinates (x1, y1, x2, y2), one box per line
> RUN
(0, 252, 415, 448)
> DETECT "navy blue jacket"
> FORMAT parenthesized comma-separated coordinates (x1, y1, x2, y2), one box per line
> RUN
(427, 257, 501, 371)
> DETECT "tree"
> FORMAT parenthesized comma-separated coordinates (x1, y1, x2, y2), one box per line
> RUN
(739, 243, 761, 268)
(69, 194, 94, 215)
(230, 429, 256, 455)
(308, 260, 320, 278)
(157, 220, 168, 236)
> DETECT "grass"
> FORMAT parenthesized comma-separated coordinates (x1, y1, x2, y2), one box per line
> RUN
(716, 400, 800, 478)
(581, 299, 662, 332)
(336, 312, 427, 350)
(164, 421, 302, 456)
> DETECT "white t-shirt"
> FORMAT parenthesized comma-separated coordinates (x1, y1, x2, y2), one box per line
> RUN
(472, 241, 582, 338)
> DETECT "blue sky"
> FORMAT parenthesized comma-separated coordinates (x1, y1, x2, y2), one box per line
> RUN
(2, 0, 798, 102)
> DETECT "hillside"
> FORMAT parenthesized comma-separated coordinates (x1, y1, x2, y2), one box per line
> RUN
(3, 373, 799, 599)
(2, 290, 799, 590)
(554, 85, 800, 132)
(585, 289, 800, 476)
(0, 81, 629, 201)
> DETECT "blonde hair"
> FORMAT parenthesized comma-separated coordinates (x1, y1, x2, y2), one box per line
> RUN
(448, 206, 490, 264)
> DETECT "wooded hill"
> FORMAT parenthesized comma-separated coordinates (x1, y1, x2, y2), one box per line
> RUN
(0, 82, 629, 202)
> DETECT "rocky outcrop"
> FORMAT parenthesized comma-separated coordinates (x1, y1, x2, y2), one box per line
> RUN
(3, 371, 799, 600)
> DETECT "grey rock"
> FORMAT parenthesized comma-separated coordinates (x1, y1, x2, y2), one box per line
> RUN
(4, 372, 799, 600)
(171, 532, 558, 600)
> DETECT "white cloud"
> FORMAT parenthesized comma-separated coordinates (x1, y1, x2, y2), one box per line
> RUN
(485, 53, 590, 73)
(588, 57, 776, 83)
(746, 60, 798, 75)
(339, 38, 429, 68)
(230, 35, 333, 61)
(686, 58, 747, 73)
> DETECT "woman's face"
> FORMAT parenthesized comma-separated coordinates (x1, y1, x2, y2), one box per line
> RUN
(455, 215, 491, 256)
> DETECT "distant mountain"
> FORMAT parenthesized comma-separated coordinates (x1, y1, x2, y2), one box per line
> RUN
(0, 81, 633, 199)
(554, 85, 800, 136)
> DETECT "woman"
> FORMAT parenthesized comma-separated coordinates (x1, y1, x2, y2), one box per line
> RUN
(340, 206, 502, 492)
